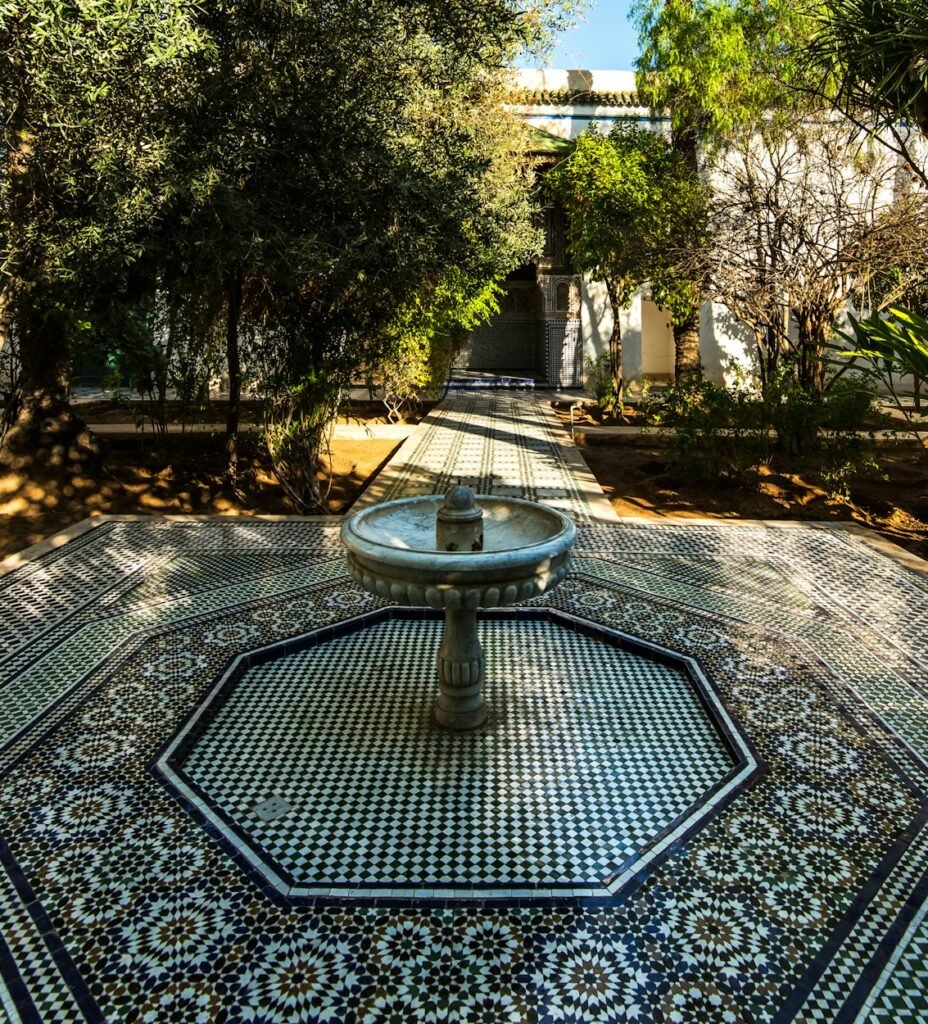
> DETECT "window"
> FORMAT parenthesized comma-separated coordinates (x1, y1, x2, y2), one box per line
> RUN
(555, 281, 570, 311)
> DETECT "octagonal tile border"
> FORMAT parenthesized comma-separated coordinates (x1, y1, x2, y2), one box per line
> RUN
(153, 607, 761, 905)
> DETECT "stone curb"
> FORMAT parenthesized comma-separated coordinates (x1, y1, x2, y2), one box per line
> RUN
(82, 422, 412, 440)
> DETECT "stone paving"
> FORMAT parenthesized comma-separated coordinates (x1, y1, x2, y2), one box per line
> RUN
(0, 393, 927, 1023)
(358, 392, 617, 522)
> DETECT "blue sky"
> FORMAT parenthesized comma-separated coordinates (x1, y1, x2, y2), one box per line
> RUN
(528, 1, 639, 70)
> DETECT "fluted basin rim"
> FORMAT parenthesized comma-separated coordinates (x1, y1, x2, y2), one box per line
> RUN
(340, 494, 576, 579)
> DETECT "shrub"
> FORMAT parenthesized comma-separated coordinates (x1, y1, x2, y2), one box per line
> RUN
(585, 353, 620, 417)
(834, 306, 928, 449)
(380, 330, 462, 422)
(659, 378, 770, 485)
(821, 375, 883, 432)
(657, 372, 883, 494)
(263, 374, 342, 513)
(818, 376, 885, 501)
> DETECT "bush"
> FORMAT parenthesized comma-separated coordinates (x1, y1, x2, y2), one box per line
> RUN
(263, 375, 342, 512)
(762, 377, 822, 456)
(658, 378, 770, 485)
(819, 377, 885, 501)
(656, 372, 883, 494)
(821, 375, 883, 432)
(585, 353, 619, 417)
(762, 365, 882, 455)
(380, 330, 462, 422)
(834, 305, 928, 447)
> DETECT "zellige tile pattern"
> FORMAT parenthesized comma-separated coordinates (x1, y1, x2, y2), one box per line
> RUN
(0, 518, 927, 1021)
(357, 393, 617, 523)
(165, 616, 739, 898)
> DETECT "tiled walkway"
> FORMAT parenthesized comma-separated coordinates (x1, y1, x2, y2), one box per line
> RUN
(1, 395, 928, 1023)
(357, 392, 617, 522)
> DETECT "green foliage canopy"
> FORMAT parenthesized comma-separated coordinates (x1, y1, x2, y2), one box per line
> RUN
(0, 0, 582, 473)
(545, 124, 706, 317)
(0, 0, 208, 345)
(634, 0, 814, 148)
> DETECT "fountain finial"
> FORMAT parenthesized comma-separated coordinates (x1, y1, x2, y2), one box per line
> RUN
(437, 484, 483, 552)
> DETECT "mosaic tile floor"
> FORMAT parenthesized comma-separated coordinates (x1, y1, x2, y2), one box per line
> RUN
(2, 516, 928, 1022)
(162, 613, 748, 900)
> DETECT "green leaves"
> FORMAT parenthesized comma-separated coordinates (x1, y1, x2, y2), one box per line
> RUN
(830, 306, 928, 441)
(838, 306, 928, 382)
(634, 0, 816, 147)
(805, 0, 928, 136)
(545, 124, 707, 317)
(1, 0, 211, 302)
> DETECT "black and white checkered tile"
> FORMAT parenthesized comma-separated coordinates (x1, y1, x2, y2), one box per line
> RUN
(359, 394, 613, 521)
(168, 617, 736, 897)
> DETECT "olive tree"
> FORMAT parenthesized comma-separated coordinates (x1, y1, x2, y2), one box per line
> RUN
(0, 0, 208, 470)
(1, 0, 581, 487)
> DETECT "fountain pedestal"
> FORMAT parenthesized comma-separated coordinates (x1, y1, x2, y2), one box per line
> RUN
(341, 486, 575, 730)
(436, 608, 486, 730)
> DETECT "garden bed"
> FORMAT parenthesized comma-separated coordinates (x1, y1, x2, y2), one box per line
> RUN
(552, 398, 922, 433)
(70, 399, 432, 428)
(0, 433, 400, 561)
(579, 433, 928, 558)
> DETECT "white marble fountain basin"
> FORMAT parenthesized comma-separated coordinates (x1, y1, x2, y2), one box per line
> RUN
(341, 495, 576, 610)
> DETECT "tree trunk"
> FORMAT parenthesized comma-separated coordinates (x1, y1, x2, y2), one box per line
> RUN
(224, 276, 243, 488)
(670, 125, 703, 381)
(0, 284, 13, 368)
(604, 279, 625, 411)
(153, 293, 175, 434)
(0, 119, 102, 471)
(756, 323, 780, 400)
(673, 305, 702, 380)
(795, 312, 826, 395)
(0, 289, 101, 474)
(779, 312, 822, 455)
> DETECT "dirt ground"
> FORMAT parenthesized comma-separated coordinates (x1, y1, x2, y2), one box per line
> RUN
(3, 406, 926, 566)
(579, 433, 928, 559)
(0, 433, 399, 561)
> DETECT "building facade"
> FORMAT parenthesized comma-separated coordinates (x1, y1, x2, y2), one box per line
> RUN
(455, 69, 679, 389)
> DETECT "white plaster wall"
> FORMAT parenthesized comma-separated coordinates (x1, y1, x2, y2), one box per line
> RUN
(581, 281, 761, 386)
(641, 300, 674, 376)
(579, 282, 643, 379)
(699, 301, 755, 384)
(620, 295, 644, 382)
(578, 281, 645, 384)
(580, 278, 611, 371)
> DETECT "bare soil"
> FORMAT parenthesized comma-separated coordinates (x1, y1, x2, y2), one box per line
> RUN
(551, 401, 650, 428)
(579, 433, 928, 560)
(0, 433, 400, 561)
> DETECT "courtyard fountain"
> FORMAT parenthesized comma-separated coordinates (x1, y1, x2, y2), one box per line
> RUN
(340, 485, 576, 728)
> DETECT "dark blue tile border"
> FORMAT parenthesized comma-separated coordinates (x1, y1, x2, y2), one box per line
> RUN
(0, 833, 104, 1024)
